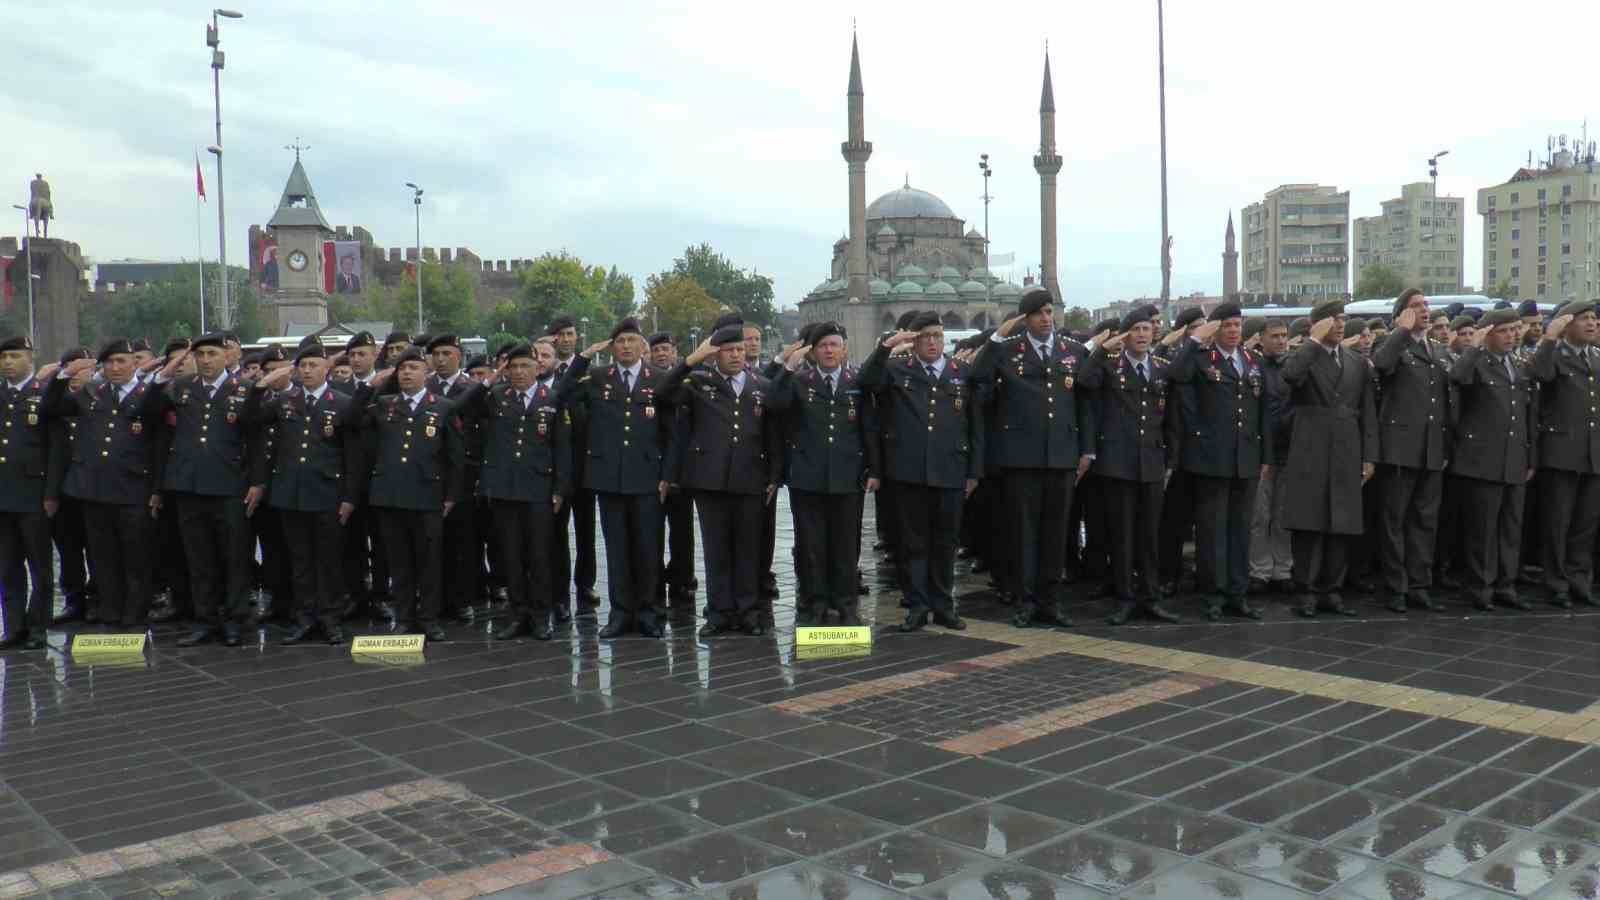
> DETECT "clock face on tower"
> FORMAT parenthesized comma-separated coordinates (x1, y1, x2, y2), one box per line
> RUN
(286, 250, 309, 272)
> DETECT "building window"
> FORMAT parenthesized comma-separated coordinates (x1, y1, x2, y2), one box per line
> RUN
(1538, 283, 1547, 296)
(1489, 231, 1498, 243)
(1447, 234, 1457, 245)
(1564, 223, 1572, 238)
(1564, 184, 1573, 197)
(1539, 189, 1547, 200)
(1539, 245, 1547, 258)
(1488, 195, 1498, 208)
(1511, 192, 1520, 204)
(1512, 248, 1520, 259)
(1540, 227, 1548, 241)
(1513, 229, 1521, 240)
(1539, 264, 1547, 278)
(1489, 268, 1498, 280)
(1488, 251, 1497, 263)
(1564, 243, 1572, 255)
(1512, 266, 1520, 278)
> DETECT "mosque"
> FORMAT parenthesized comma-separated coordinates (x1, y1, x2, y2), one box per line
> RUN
(797, 36, 1064, 361)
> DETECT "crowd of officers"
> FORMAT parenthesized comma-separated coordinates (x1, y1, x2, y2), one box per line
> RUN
(0, 285, 1587, 651)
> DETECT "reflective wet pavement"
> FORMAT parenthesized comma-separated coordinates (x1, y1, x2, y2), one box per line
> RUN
(7, 500, 1600, 897)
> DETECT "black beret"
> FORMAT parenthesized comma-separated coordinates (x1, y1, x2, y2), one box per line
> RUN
(907, 310, 942, 332)
(294, 343, 327, 363)
(162, 337, 192, 356)
(240, 352, 263, 368)
(609, 318, 642, 341)
(1119, 307, 1155, 332)
(97, 338, 134, 363)
(1349, 319, 1370, 335)
(191, 332, 227, 351)
(0, 335, 34, 353)
(711, 313, 746, 333)
(895, 310, 920, 330)
(426, 334, 460, 353)
(1090, 318, 1117, 337)
(1449, 315, 1476, 331)
(809, 321, 844, 343)
(1493, 300, 1513, 310)
(1018, 288, 1053, 317)
(1173, 307, 1205, 329)
(59, 346, 90, 365)
(1519, 300, 1541, 318)
(1309, 299, 1346, 324)
(1463, 307, 1484, 321)
(129, 338, 151, 354)
(1289, 317, 1311, 337)
(259, 345, 286, 363)
(1558, 300, 1596, 319)
(504, 343, 535, 361)
(648, 332, 673, 348)
(1242, 319, 1267, 339)
(411, 335, 433, 351)
(393, 347, 427, 366)
(1367, 318, 1387, 330)
(1481, 308, 1520, 328)
(463, 354, 490, 371)
(345, 331, 376, 352)
(546, 316, 575, 335)
(1209, 302, 1242, 322)
(1443, 302, 1464, 318)
(494, 342, 517, 359)
(709, 325, 745, 347)
(382, 331, 411, 347)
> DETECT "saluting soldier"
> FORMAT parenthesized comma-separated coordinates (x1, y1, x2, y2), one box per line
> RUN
(556, 318, 673, 638)
(42, 339, 165, 628)
(858, 311, 982, 632)
(1449, 308, 1537, 611)
(1372, 289, 1453, 613)
(360, 347, 464, 641)
(249, 344, 368, 644)
(379, 332, 411, 371)
(765, 322, 879, 626)
(661, 326, 782, 636)
(649, 333, 697, 607)
(1155, 306, 1205, 595)
(1077, 308, 1179, 625)
(48, 347, 93, 625)
(1169, 302, 1274, 620)
(453, 344, 572, 640)
(426, 334, 485, 622)
(334, 332, 387, 620)
(1279, 300, 1379, 618)
(1530, 301, 1600, 608)
(548, 317, 602, 616)
(0, 336, 61, 650)
(969, 288, 1093, 628)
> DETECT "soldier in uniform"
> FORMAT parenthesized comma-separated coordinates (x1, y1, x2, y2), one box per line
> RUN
(1169, 302, 1274, 620)
(858, 311, 982, 632)
(1077, 308, 1179, 625)
(650, 333, 680, 370)
(48, 348, 93, 625)
(662, 326, 783, 636)
(379, 332, 411, 371)
(557, 318, 672, 638)
(1530, 301, 1600, 608)
(249, 344, 367, 643)
(426, 335, 485, 622)
(42, 340, 164, 628)
(0, 336, 60, 650)
(649, 333, 697, 607)
(144, 334, 262, 646)
(548, 317, 602, 615)
(1519, 301, 1544, 357)
(1449, 308, 1537, 611)
(1155, 306, 1205, 595)
(969, 288, 1093, 628)
(765, 322, 878, 625)
(360, 348, 463, 641)
(454, 345, 571, 640)
(1372, 289, 1453, 613)
(334, 332, 386, 619)
(1279, 300, 1378, 617)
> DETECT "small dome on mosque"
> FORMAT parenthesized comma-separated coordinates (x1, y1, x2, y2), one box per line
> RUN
(869, 278, 892, 296)
(926, 281, 957, 296)
(811, 280, 833, 295)
(992, 282, 1023, 298)
(933, 265, 963, 283)
(894, 264, 928, 280)
(965, 228, 985, 240)
(957, 280, 988, 298)
(967, 267, 995, 284)
(868, 183, 958, 220)
(891, 280, 925, 295)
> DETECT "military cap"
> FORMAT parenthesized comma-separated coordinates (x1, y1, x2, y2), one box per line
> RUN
(259, 345, 286, 363)
(709, 325, 745, 347)
(1119, 307, 1156, 332)
(191, 332, 227, 351)
(1242, 318, 1267, 339)
(382, 331, 411, 347)
(1209, 301, 1243, 322)
(1309, 298, 1346, 324)
(162, 337, 192, 356)
(1289, 317, 1311, 337)
(1090, 318, 1117, 338)
(1018, 288, 1053, 316)
(907, 310, 943, 332)
(1174, 307, 1206, 329)
(1349, 318, 1371, 334)
(895, 310, 920, 330)
(129, 338, 152, 354)
(609, 318, 642, 341)
(809, 321, 844, 343)
(0, 335, 34, 353)
(426, 334, 461, 353)
(1481, 308, 1520, 328)
(1558, 299, 1596, 319)
(1519, 300, 1541, 318)
(1449, 315, 1476, 331)
(1463, 307, 1484, 321)
(411, 335, 433, 352)
(503, 343, 535, 361)
(1493, 300, 1513, 310)
(330, 353, 350, 368)
(97, 338, 135, 363)
(60, 346, 90, 365)
(463, 354, 490, 372)
(1392, 288, 1426, 317)
(1443, 302, 1464, 319)
(494, 342, 517, 360)
(345, 331, 377, 352)
(545, 316, 575, 336)
(711, 312, 745, 332)
(294, 342, 327, 363)
(796, 323, 817, 346)
(393, 346, 427, 367)
(240, 352, 264, 369)
(648, 332, 674, 348)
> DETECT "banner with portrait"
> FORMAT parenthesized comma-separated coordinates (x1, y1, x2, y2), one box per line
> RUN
(326, 241, 363, 295)
(254, 233, 279, 291)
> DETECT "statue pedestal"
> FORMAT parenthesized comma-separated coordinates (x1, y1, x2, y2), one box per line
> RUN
(9, 237, 83, 364)
(262, 290, 328, 336)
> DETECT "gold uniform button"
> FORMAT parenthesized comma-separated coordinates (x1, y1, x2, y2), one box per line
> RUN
(400, 456, 408, 463)
(624, 440, 631, 446)
(298, 456, 307, 463)
(101, 451, 108, 457)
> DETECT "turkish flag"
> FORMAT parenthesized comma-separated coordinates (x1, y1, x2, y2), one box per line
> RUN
(0, 256, 12, 307)
(195, 153, 206, 201)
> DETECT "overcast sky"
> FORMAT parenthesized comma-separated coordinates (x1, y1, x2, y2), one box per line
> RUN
(5, 0, 1597, 311)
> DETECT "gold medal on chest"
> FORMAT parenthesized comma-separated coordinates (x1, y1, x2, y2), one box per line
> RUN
(644, 406, 656, 418)
(954, 396, 964, 411)
(130, 421, 143, 435)
(1063, 375, 1074, 390)
(26, 413, 38, 425)
(425, 425, 437, 438)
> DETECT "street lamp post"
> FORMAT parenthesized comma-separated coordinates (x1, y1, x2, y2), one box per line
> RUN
(11, 205, 34, 343)
(1156, 0, 1172, 316)
(406, 183, 424, 331)
(979, 154, 993, 306)
(207, 8, 243, 330)
(1428, 150, 1449, 198)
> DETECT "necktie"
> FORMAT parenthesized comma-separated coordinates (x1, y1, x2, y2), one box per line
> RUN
(206, 384, 216, 401)
(557, 362, 568, 379)
(409, 397, 419, 414)
(1225, 355, 1239, 378)
(1503, 355, 1516, 382)
(926, 364, 938, 380)
(623, 370, 633, 393)
(521, 392, 530, 411)
(1137, 362, 1147, 382)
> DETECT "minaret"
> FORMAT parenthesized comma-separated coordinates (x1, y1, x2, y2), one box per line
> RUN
(1034, 52, 1064, 304)
(841, 33, 872, 304)
(1222, 212, 1238, 298)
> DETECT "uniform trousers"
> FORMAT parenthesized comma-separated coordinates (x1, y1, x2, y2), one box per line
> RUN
(694, 490, 761, 623)
(254, 507, 293, 618)
(790, 490, 862, 616)
(1435, 473, 1465, 580)
(1249, 472, 1293, 582)
(760, 496, 777, 585)
(1291, 530, 1350, 597)
(377, 508, 443, 626)
(0, 510, 52, 638)
(555, 489, 598, 603)
(51, 495, 89, 601)
(893, 482, 963, 614)
(1192, 475, 1258, 605)
(597, 492, 662, 625)
(1102, 477, 1164, 605)
(1458, 476, 1526, 603)
(1540, 469, 1600, 602)
(157, 497, 192, 615)
(79, 501, 153, 625)
(344, 502, 389, 602)
(176, 493, 255, 628)
(1377, 465, 1443, 602)
(659, 489, 696, 598)
(1157, 470, 1195, 583)
(1000, 469, 1072, 609)
(490, 498, 555, 622)
(441, 480, 484, 614)
(278, 508, 346, 628)
(1069, 473, 1112, 582)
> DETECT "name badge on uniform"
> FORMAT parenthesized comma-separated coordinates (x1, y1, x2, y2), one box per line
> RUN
(537, 420, 548, 436)
(425, 424, 437, 438)
(226, 411, 238, 424)
(645, 406, 656, 418)
(954, 396, 964, 411)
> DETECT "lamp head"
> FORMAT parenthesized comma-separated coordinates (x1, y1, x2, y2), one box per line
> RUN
(215, 9, 243, 18)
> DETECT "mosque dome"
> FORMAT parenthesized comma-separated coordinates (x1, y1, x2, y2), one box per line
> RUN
(811, 280, 833, 296)
(965, 228, 985, 240)
(967, 267, 995, 284)
(869, 278, 892, 296)
(934, 265, 963, 284)
(868, 184, 958, 220)
(894, 263, 929, 281)
(926, 281, 957, 296)
(957, 280, 988, 298)
(992, 282, 1023, 299)
(891, 280, 925, 296)
(875, 223, 897, 237)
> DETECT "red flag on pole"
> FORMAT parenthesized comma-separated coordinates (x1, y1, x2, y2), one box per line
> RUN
(0, 256, 13, 307)
(195, 152, 206, 201)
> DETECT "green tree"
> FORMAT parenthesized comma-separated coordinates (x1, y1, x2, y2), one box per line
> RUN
(517, 252, 613, 340)
(601, 266, 636, 321)
(666, 243, 775, 327)
(1354, 261, 1407, 301)
(641, 274, 721, 345)
(396, 263, 478, 335)
(1488, 277, 1516, 301)
(1061, 306, 1093, 331)
(85, 266, 261, 347)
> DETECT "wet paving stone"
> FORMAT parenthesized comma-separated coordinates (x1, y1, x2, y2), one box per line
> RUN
(918, 804, 1074, 858)
(826, 830, 989, 891)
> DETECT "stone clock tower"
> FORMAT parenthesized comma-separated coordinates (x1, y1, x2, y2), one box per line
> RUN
(262, 149, 332, 334)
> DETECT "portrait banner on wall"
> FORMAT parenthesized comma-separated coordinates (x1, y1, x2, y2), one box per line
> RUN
(255, 234, 279, 291)
(327, 241, 363, 294)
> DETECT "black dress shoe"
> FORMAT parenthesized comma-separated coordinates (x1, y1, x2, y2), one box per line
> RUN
(931, 610, 966, 631)
(23, 635, 46, 651)
(1204, 605, 1223, 622)
(1248, 578, 1271, 596)
(1496, 593, 1534, 611)
(494, 619, 531, 641)
(1106, 603, 1134, 626)
(533, 620, 554, 641)
(326, 626, 349, 645)
(552, 604, 572, 624)
(1146, 603, 1181, 623)
(425, 625, 448, 642)
(1414, 595, 1445, 612)
(839, 610, 863, 627)
(899, 610, 929, 633)
(281, 624, 316, 645)
(698, 621, 727, 639)
(598, 619, 629, 639)
(1553, 594, 1575, 610)
(148, 604, 180, 624)
(1295, 597, 1319, 618)
(1010, 603, 1038, 629)
(0, 634, 28, 651)
(1385, 598, 1407, 614)
(1473, 597, 1495, 612)
(579, 588, 602, 608)
(638, 619, 664, 639)
(1234, 601, 1263, 620)
(1048, 602, 1074, 628)
(1326, 597, 1357, 616)
(223, 624, 243, 647)
(177, 628, 214, 647)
